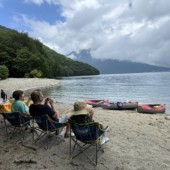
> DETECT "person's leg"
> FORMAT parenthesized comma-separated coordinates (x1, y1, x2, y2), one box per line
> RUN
(58, 114, 73, 138)
(66, 112, 73, 119)
(64, 123, 70, 138)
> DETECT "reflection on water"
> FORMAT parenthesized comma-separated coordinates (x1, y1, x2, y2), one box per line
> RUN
(37, 72, 170, 112)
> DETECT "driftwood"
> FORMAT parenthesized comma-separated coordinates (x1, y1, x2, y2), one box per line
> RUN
(14, 159, 37, 164)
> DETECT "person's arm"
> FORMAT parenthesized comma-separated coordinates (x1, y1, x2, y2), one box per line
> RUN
(21, 102, 30, 116)
(25, 96, 31, 107)
(45, 97, 59, 120)
(88, 108, 94, 121)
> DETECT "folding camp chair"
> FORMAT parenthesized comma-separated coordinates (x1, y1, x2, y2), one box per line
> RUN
(32, 114, 66, 149)
(69, 115, 109, 166)
(2, 112, 31, 140)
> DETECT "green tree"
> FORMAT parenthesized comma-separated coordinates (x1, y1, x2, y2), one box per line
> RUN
(30, 69, 43, 78)
(0, 65, 9, 79)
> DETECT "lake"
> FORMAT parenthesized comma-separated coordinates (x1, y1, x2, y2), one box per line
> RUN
(40, 72, 170, 113)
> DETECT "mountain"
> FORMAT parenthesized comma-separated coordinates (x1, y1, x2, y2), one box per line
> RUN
(0, 25, 99, 78)
(70, 50, 170, 74)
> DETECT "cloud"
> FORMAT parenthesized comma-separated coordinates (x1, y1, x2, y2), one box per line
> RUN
(13, 0, 170, 67)
(24, 0, 59, 5)
(24, 0, 44, 5)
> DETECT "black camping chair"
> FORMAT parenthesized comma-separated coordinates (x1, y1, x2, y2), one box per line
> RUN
(2, 112, 31, 140)
(32, 114, 66, 149)
(69, 115, 109, 166)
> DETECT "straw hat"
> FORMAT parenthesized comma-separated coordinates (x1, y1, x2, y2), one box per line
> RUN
(72, 101, 93, 115)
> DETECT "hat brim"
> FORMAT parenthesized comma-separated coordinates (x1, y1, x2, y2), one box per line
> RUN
(71, 104, 93, 115)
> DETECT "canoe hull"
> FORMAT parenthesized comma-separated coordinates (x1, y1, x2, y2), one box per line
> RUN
(101, 102, 138, 110)
(85, 100, 108, 107)
(137, 104, 166, 114)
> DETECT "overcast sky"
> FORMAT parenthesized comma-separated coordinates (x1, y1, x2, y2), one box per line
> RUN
(1, 0, 170, 67)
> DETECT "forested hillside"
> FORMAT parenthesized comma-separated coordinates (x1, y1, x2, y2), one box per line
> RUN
(0, 25, 99, 78)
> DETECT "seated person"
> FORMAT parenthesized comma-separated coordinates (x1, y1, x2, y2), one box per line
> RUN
(70, 100, 94, 121)
(29, 89, 72, 137)
(69, 100, 109, 144)
(11, 90, 30, 116)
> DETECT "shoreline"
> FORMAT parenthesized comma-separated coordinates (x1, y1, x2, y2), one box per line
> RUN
(0, 78, 60, 97)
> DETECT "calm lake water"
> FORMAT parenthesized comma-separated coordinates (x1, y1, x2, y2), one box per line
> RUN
(40, 72, 170, 113)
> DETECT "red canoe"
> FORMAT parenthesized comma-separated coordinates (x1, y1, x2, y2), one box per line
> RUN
(85, 100, 109, 107)
(137, 104, 166, 114)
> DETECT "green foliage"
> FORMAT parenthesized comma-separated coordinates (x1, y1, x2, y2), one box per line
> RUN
(24, 73, 30, 78)
(30, 69, 43, 78)
(0, 25, 99, 78)
(0, 65, 9, 79)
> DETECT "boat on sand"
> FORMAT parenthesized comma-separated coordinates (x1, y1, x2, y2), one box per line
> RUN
(137, 104, 166, 114)
(101, 101, 138, 110)
(85, 99, 108, 107)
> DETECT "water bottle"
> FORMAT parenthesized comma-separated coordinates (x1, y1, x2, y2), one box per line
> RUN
(1, 89, 5, 99)
(1, 89, 7, 102)
(4, 93, 7, 102)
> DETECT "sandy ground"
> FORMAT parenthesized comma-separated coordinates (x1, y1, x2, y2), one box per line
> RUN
(0, 78, 170, 170)
(0, 78, 60, 97)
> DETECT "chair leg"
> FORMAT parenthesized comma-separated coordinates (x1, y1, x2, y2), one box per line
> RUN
(69, 131, 72, 159)
(3, 117, 8, 135)
(70, 139, 98, 166)
(96, 143, 98, 166)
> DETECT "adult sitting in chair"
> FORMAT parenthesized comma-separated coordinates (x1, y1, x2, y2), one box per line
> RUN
(70, 100, 94, 121)
(29, 89, 72, 137)
(69, 100, 109, 144)
(11, 90, 30, 116)
(69, 102, 109, 165)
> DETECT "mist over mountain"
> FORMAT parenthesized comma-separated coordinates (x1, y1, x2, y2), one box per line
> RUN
(69, 50, 170, 74)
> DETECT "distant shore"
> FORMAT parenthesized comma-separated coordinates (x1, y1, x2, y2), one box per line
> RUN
(0, 78, 60, 96)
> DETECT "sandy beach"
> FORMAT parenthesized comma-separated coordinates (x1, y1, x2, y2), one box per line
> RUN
(0, 78, 60, 97)
(0, 78, 170, 170)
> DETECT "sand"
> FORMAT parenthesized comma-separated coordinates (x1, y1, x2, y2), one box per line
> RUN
(0, 78, 170, 170)
(0, 78, 60, 97)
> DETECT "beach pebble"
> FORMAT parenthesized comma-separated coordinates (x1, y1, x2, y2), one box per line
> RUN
(165, 116, 170, 120)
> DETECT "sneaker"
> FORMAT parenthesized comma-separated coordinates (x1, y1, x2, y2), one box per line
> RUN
(100, 137, 109, 145)
(71, 132, 75, 137)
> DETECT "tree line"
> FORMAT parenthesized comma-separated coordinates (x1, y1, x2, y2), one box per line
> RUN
(0, 25, 99, 79)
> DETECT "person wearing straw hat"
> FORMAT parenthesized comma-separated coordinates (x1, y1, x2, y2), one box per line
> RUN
(71, 100, 94, 121)
(69, 100, 109, 144)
